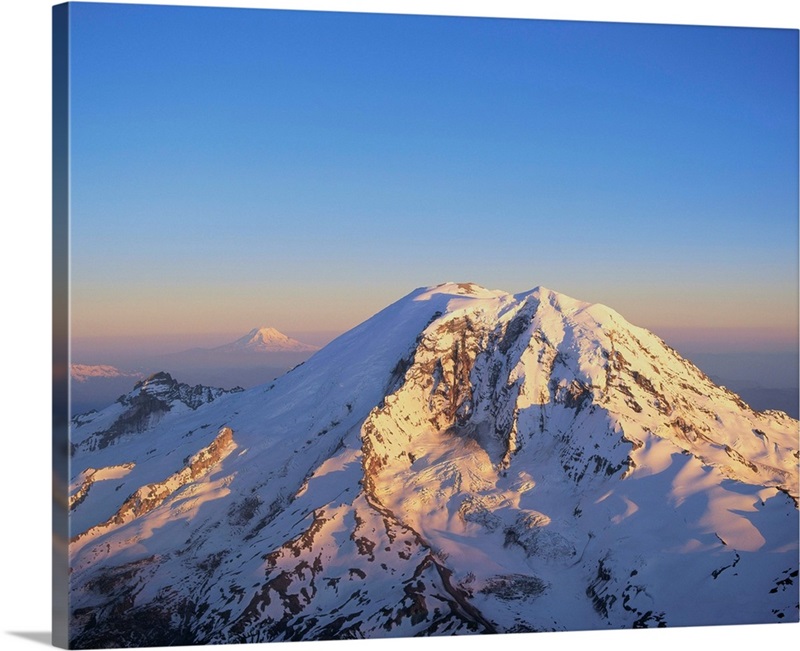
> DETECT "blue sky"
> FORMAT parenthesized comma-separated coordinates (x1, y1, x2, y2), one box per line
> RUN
(68, 2, 798, 350)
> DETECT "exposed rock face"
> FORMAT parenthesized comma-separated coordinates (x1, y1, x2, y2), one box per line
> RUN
(67, 284, 799, 648)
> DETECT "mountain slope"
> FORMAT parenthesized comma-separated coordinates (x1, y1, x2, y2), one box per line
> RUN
(67, 283, 799, 647)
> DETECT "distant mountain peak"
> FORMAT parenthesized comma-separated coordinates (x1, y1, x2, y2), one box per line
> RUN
(70, 364, 141, 383)
(218, 326, 320, 353)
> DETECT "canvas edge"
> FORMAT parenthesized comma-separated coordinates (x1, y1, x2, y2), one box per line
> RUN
(53, 2, 71, 649)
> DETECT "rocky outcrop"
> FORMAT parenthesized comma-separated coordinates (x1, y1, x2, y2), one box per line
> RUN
(69, 463, 135, 511)
(73, 372, 243, 452)
(71, 428, 236, 547)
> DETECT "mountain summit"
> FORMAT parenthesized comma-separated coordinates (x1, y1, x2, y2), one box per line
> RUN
(215, 326, 320, 353)
(67, 283, 799, 647)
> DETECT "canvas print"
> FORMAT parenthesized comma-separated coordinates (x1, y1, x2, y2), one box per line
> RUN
(52, 2, 799, 648)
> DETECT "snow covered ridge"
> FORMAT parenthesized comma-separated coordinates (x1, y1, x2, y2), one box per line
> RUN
(70, 364, 141, 382)
(67, 282, 799, 647)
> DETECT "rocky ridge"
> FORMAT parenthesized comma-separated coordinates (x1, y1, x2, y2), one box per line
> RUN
(71, 372, 243, 452)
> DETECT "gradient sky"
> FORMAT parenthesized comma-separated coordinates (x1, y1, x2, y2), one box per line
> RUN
(68, 3, 798, 353)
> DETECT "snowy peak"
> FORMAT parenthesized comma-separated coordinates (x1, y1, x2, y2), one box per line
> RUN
(217, 326, 319, 353)
(410, 283, 602, 327)
(413, 281, 510, 303)
(429, 281, 504, 298)
(130, 370, 180, 395)
(421, 284, 794, 491)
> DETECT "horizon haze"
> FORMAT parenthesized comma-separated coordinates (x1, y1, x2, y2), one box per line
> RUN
(70, 283, 799, 418)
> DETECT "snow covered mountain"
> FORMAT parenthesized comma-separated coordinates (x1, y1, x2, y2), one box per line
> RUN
(214, 327, 320, 353)
(67, 283, 799, 648)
